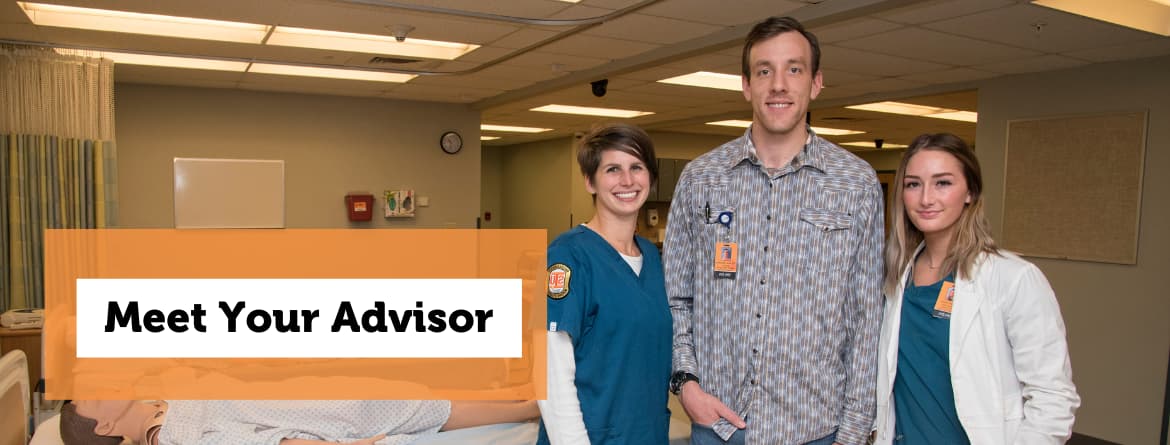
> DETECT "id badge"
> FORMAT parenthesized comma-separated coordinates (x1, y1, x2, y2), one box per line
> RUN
(932, 281, 955, 319)
(713, 241, 738, 279)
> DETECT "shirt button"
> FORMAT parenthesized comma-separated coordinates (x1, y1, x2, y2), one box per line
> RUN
(766, 215, 772, 221)
(755, 313, 762, 318)
(759, 279, 765, 285)
(752, 348, 759, 354)
(750, 379, 758, 385)
(763, 246, 769, 252)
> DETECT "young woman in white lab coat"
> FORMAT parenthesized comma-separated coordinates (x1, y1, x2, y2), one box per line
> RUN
(874, 133, 1080, 445)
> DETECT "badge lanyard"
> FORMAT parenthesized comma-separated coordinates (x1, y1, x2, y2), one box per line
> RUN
(712, 208, 737, 279)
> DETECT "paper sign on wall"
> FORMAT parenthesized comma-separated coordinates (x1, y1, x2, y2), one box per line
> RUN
(385, 189, 416, 217)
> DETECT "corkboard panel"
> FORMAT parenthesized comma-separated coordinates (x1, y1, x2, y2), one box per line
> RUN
(1002, 111, 1146, 264)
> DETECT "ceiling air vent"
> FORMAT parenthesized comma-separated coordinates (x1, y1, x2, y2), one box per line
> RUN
(368, 56, 422, 64)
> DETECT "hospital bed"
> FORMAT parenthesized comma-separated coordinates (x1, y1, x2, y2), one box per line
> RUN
(1, 349, 31, 445)
(30, 402, 692, 445)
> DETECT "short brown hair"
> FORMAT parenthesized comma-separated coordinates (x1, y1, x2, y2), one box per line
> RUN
(741, 16, 821, 78)
(60, 402, 124, 445)
(576, 123, 658, 186)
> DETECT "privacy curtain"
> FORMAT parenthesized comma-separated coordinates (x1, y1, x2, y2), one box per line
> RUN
(0, 46, 117, 312)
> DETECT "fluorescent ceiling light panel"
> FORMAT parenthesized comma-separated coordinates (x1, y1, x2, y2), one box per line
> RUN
(847, 101, 945, 116)
(707, 120, 751, 128)
(847, 101, 978, 123)
(91, 51, 248, 71)
(481, 124, 553, 133)
(531, 104, 654, 118)
(705, 120, 864, 135)
(927, 111, 979, 123)
(249, 63, 416, 83)
(658, 71, 742, 91)
(1032, 0, 1170, 36)
(18, 2, 269, 43)
(480, 136, 501, 141)
(841, 141, 909, 149)
(811, 126, 865, 136)
(268, 26, 479, 60)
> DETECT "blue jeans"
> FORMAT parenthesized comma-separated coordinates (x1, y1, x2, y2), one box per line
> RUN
(690, 424, 837, 445)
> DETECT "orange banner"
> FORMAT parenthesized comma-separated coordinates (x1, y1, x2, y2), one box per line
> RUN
(44, 229, 546, 400)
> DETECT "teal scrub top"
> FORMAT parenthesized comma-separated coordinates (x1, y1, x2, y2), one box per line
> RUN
(893, 273, 970, 444)
(537, 226, 672, 445)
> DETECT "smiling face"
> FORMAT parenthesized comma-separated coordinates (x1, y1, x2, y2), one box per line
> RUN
(902, 149, 972, 244)
(586, 148, 651, 219)
(742, 30, 823, 140)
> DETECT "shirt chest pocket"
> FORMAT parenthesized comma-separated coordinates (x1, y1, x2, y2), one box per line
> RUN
(797, 208, 855, 271)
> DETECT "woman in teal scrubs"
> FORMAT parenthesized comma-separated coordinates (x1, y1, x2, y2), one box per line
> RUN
(537, 124, 671, 445)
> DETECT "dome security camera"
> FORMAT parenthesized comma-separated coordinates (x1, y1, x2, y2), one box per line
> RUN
(591, 79, 608, 97)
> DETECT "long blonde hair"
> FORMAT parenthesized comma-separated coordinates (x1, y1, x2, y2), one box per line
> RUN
(884, 133, 999, 295)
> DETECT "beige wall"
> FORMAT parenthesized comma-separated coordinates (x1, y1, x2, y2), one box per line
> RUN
(497, 137, 571, 243)
(115, 84, 482, 229)
(480, 145, 502, 229)
(976, 55, 1170, 445)
(491, 130, 738, 243)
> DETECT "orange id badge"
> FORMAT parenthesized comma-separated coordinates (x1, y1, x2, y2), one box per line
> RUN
(713, 241, 738, 279)
(932, 280, 955, 319)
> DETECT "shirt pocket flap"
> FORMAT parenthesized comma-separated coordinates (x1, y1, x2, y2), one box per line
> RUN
(799, 208, 853, 231)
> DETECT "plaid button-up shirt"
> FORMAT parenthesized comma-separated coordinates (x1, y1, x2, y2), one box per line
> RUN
(665, 128, 884, 445)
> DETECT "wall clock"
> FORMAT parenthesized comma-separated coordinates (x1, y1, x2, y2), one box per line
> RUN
(440, 131, 463, 154)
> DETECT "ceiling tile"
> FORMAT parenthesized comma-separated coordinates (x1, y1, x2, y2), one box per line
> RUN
(1065, 38, 1170, 62)
(638, 0, 806, 27)
(836, 27, 1042, 66)
(897, 67, 999, 84)
(583, 13, 723, 45)
(811, 18, 903, 44)
(877, 0, 1015, 25)
(484, 28, 561, 50)
(537, 34, 660, 59)
(820, 69, 882, 87)
(926, 3, 1159, 54)
(974, 54, 1089, 75)
(819, 45, 949, 77)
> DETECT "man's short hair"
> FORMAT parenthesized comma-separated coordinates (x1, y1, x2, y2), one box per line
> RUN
(741, 16, 821, 78)
(60, 402, 124, 445)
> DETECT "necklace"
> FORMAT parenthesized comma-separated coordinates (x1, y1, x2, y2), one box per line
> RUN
(923, 251, 942, 270)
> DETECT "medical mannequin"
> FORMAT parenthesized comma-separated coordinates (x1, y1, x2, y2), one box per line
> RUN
(61, 399, 537, 445)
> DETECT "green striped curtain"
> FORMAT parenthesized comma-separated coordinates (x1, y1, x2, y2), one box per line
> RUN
(0, 134, 117, 311)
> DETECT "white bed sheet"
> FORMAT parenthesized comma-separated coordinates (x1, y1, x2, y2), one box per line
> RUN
(33, 409, 692, 445)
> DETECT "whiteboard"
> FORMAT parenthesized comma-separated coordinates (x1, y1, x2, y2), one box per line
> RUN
(173, 158, 285, 229)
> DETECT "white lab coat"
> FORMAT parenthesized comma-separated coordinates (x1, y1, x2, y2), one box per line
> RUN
(875, 246, 1080, 445)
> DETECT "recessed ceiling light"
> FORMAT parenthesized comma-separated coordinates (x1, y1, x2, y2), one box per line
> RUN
(841, 141, 909, 149)
(706, 120, 865, 135)
(17, 2, 480, 61)
(267, 26, 480, 61)
(18, 2, 269, 43)
(657, 71, 742, 91)
(531, 104, 654, 118)
(481, 136, 501, 141)
(481, 124, 553, 133)
(249, 63, 416, 83)
(74, 50, 250, 71)
(847, 101, 978, 123)
(1031, 0, 1170, 37)
(706, 120, 752, 128)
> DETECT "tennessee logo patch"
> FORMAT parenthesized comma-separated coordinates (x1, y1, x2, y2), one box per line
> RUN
(547, 263, 571, 300)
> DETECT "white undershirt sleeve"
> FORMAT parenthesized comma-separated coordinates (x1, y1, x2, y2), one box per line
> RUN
(537, 330, 591, 445)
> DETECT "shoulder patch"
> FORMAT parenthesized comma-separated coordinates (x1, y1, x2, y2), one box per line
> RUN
(547, 263, 571, 300)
